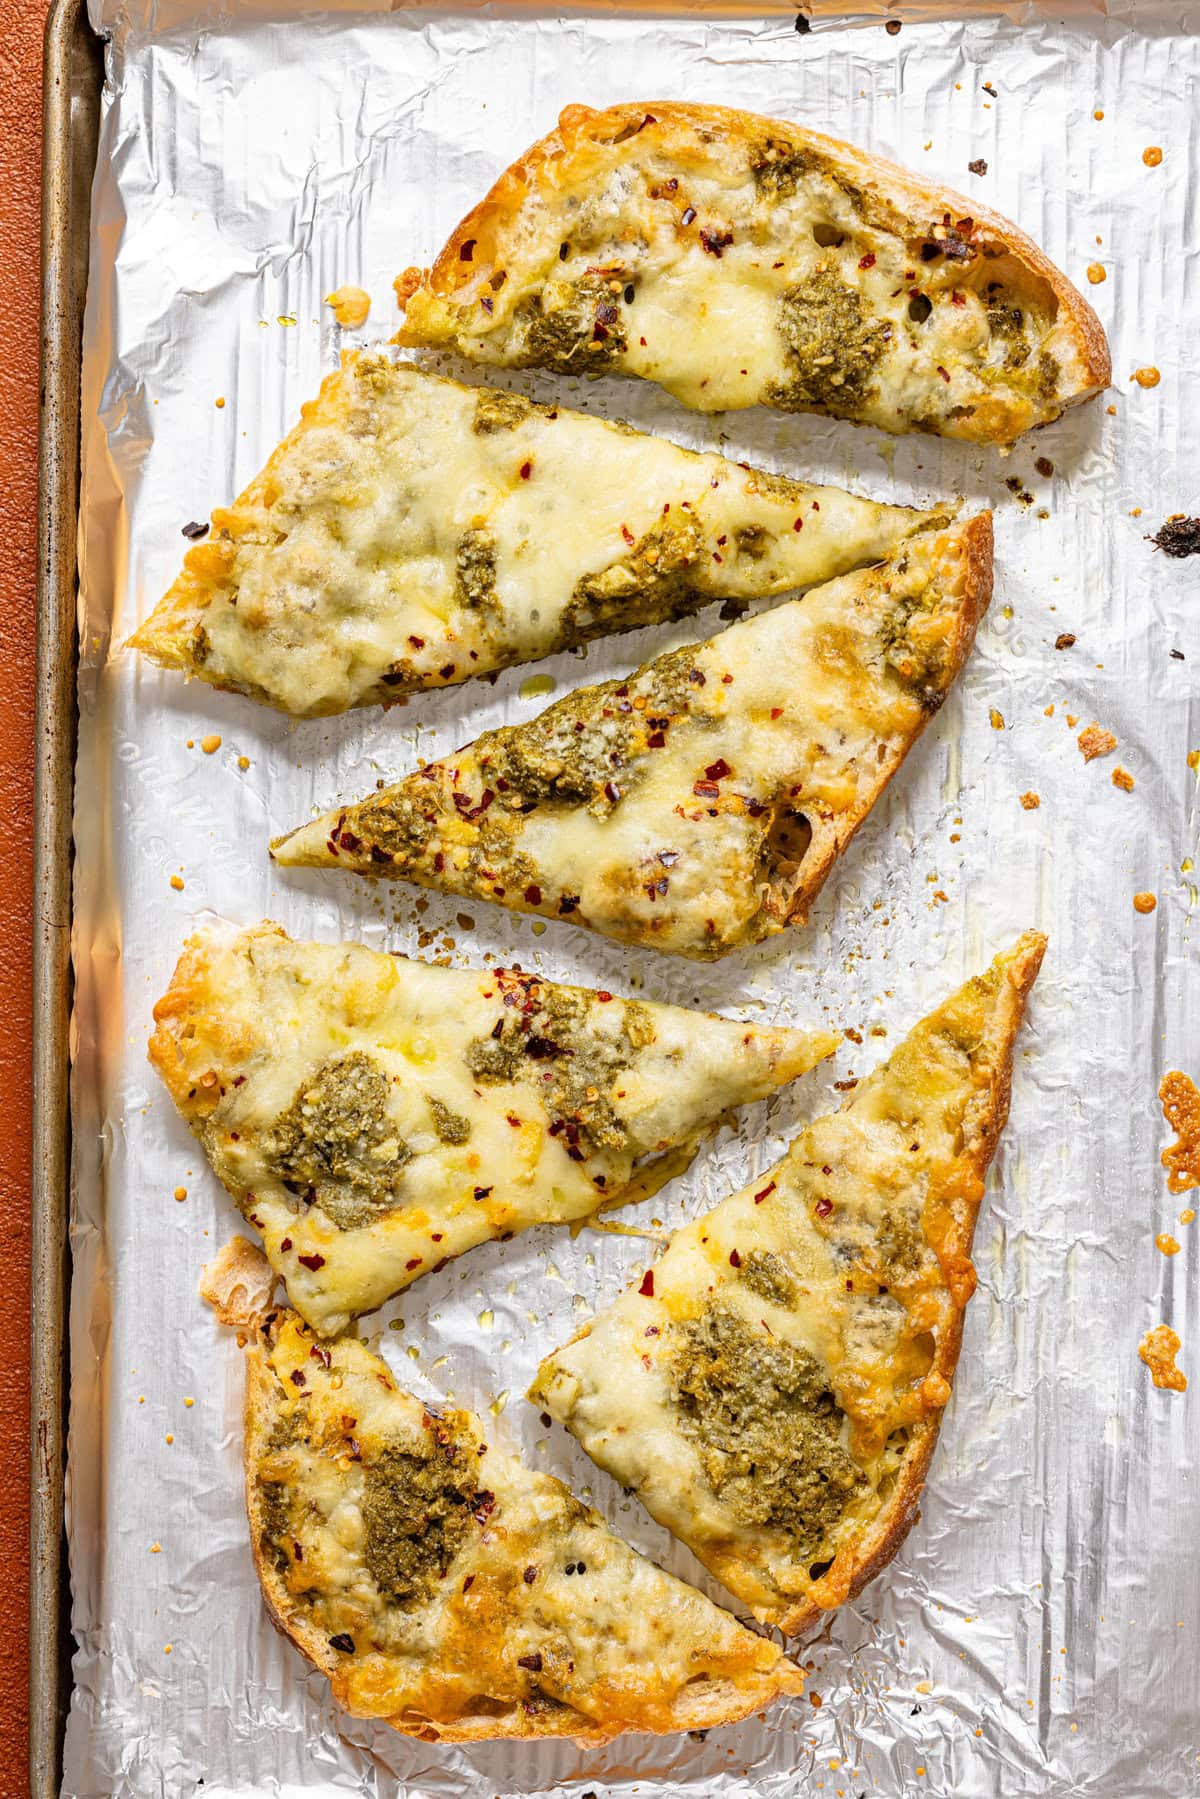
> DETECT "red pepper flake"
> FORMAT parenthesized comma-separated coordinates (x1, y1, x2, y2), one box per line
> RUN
(523, 883, 542, 905)
(620, 523, 635, 546)
(472, 1491, 496, 1523)
(597, 990, 613, 1002)
(462, 1574, 475, 1593)
(506, 1114, 522, 1129)
(405, 1258, 423, 1272)
(519, 460, 532, 479)
(699, 226, 734, 257)
(297, 1253, 325, 1271)
(523, 1565, 538, 1584)
(693, 780, 720, 799)
(517, 1653, 543, 1672)
(681, 206, 696, 226)
(433, 852, 445, 873)
(480, 295, 493, 315)
(859, 251, 876, 270)
(729, 1248, 742, 1268)
(280, 1237, 292, 1252)
(328, 1632, 355, 1653)
(792, 516, 804, 532)
(815, 1197, 833, 1218)
(638, 1269, 655, 1297)
(459, 239, 476, 262)
(937, 365, 951, 382)
(489, 269, 507, 291)
(473, 1186, 493, 1201)
(754, 1181, 776, 1204)
(770, 706, 783, 719)
(646, 730, 666, 749)
(310, 1344, 332, 1369)
(704, 758, 731, 781)
(289, 1369, 307, 1387)
(558, 894, 580, 915)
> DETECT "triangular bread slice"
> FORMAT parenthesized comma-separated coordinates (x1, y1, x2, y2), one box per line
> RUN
(529, 934, 1045, 1634)
(239, 1294, 803, 1744)
(128, 352, 946, 717)
(272, 514, 991, 959)
(150, 923, 834, 1334)
(396, 102, 1109, 444)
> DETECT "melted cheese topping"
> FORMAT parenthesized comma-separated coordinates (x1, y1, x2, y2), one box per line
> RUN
(273, 517, 987, 959)
(530, 937, 1043, 1627)
(248, 1313, 801, 1742)
(150, 923, 833, 1333)
(397, 104, 1106, 443)
(129, 353, 940, 717)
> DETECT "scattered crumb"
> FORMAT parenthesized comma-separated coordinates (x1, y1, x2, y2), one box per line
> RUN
(1181, 1209, 1196, 1225)
(1160, 1071, 1200, 1193)
(1054, 632, 1076, 650)
(325, 285, 371, 328)
(1066, 713, 1078, 727)
(164, 1644, 173, 1655)
(1035, 456, 1054, 478)
(183, 1396, 195, 1408)
(1133, 366, 1161, 388)
(1140, 1324, 1186, 1393)
(1142, 146, 1163, 167)
(1133, 892, 1157, 915)
(214, 397, 225, 409)
(1106, 404, 1117, 415)
(989, 708, 1005, 730)
(1156, 1234, 1181, 1257)
(200, 733, 221, 754)
(1078, 723, 1117, 762)
(169, 874, 185, 891)
(173, 1186, 187, 1201)
(1112, 767, 1135, 792)
(1148, 515, 1200, 559)
(200, 1236, 277, 1327)
(885, 17, 901, 33)
(1190, 751, 1200, 771)
(1086, 263, 1106, 285)
(1093, 108, 1104, 120)
(237, 755, 250, 771)
(968, 158, 988, 176)
(1044, 704, 1055, 717)
(165, 1434, 174, 1445)
(150, 1543, 161, 1553)
(1019, 792, 1040, 810)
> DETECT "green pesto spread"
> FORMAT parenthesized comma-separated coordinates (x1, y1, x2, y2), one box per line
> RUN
(510, 276, 627, 371)
(360, 1436, 477, 1609)
(772, 267, 890, 411)
(472, 387, 535, 434)
(737, 1249, 798, 1308)
(671, 1305, 867, 1562)
(267, 1051, 411, 1230)
(455, 528, 499, 614)
(427, 1096, 472, 1145)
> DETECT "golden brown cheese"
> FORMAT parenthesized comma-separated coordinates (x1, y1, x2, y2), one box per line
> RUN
(129, 353, 945, 717)
(396, 103, 1110, 444)
(272, 514, 991, 959)
(149, 923, 834, 1334)
(244, 1308, 803, 1744)
(530, 934, 1045, 1634)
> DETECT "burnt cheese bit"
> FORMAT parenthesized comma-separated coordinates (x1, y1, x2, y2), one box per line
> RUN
(1149, 515, 1200, 559)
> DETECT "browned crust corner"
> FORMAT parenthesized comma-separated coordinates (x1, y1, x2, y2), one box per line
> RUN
(395, 101, 1109, 407)
(779, 511, 993, 931)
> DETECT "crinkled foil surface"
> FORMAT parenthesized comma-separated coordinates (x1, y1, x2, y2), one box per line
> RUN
(67, 2, 1199, 1793)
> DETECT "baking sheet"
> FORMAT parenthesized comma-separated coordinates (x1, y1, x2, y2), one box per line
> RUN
(67, 3, 1200, 1794)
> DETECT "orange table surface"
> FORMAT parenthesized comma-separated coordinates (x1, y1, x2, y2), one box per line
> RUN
(2, 0, 57, 1783)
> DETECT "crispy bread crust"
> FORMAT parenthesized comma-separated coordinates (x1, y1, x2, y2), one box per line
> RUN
(243, 1319, 801, 1745)
(775, 928, 1047, 1635)
(397, 102, 1110, 433)
(774, 509, 993, 930)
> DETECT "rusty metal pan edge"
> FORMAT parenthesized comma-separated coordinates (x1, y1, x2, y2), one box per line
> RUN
(32, 1, 102, 1792)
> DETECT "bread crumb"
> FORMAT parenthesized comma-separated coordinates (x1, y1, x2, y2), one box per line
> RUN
(1190, 750, 1200, 771)
(165, 1434, 174, 1445)
(1019, 792, 1040, 810)
(325, 285, 371, 328)
(1160, 1071, 1200, 1193)
(183, 1396, 195, 1408)
(200, 733, 221, 754)
(237, 755, 250, 771)
(1078, 723, 1117, 761)
(1133, 891, 1157, 914)
(169, 874, 185, 891)
(1143, 145, 1163, 167)
(1133, 366, 1161, 388)
(1044, 704, 1055, 717)
(1054, 632, 1076, 649)
(1112, 767, 1135, 792)
(1180, 1208, 1196, 1225)
(1139, 1324, 1186, 1392)
(1156, 1234, 1181, 1256)
(1066, 713, 1078, 727)
(1086, 263, 1106, 284)
(149, 1543, 161, 1553)
(1093, 108, 1104, 120)
(1106, 403, 1117, 414)
(989, 708, 1005, 730)
(173, 1185, 187, 1201)
(214, 397, 225, 409)
(164, 1644, 173, 1655)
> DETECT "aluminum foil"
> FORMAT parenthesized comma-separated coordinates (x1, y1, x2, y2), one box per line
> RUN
(67, 3, 1200, 1794)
